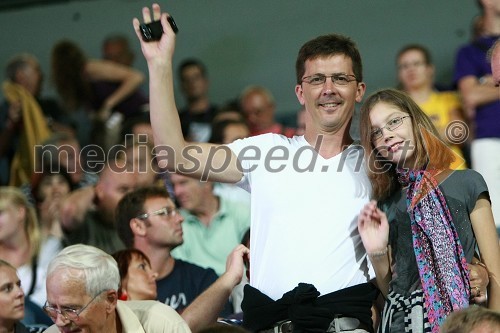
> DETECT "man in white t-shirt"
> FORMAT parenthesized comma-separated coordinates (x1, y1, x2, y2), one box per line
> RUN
(133, 4, 376, 332)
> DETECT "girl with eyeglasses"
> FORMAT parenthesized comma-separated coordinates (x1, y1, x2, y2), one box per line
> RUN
(357, 88, 500, 333)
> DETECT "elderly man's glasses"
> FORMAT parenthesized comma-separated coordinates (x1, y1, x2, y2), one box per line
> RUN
(136, 206, 178, 220)
(370, 116, 410, 142)
(301, 73, 357, 86)
(43, 290, 106, 322)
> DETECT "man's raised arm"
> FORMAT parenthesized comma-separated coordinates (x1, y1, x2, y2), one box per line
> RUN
(132, 3, 242, 183)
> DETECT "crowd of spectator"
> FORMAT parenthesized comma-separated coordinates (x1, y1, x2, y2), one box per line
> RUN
(0, 1, 499, 332)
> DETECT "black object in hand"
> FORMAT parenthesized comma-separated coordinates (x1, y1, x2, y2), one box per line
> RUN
(140, 16, 178, 42)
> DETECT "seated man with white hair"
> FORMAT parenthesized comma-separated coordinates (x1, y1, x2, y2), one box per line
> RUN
(43, 244, 190, 333)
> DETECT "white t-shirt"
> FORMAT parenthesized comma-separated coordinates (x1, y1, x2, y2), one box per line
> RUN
(213, 182, 251, 205)
(228, 134, 374, 300)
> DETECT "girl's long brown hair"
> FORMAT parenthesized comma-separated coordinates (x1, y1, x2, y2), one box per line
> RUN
(359, 89, 455, 201)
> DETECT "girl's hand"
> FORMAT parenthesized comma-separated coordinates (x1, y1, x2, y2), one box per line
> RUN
(358, 200, 389, 254)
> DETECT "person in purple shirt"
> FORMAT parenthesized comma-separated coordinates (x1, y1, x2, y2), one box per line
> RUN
(454, 0, 500, 234)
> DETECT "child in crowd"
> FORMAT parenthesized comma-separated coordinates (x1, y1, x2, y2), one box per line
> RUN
(357, 88, 500, 332)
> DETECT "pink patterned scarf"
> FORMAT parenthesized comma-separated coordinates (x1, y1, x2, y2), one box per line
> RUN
(396, 168, 470, 333)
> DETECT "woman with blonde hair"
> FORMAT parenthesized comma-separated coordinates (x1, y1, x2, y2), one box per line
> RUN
(0, 187, 60, 324)
(0, 259, 44, 332)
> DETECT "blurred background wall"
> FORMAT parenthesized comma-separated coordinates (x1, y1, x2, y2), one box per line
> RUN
(0, 0, 478, 123)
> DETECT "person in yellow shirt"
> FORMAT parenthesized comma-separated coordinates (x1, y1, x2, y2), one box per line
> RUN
(396, 44, 468, 170)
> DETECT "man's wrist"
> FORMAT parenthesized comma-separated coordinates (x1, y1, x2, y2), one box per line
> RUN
(219, 271, 241, 291)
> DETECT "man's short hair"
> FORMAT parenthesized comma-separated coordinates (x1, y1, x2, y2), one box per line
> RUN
(115, 186, 171, 247)
(178, 58, 207, 80)
(396, 44, 433, 65)
(120, 112, 151, 138)
(295, 34, 363, 84)
(5, 53, 38, 82)
(239, 85, 275, 106)
(37, 132, 79, 168)
(47, 244, 120, 297)
(441, 305, 500, 333)
(103, 34, 130, 46)
(102, 34, 135, 66)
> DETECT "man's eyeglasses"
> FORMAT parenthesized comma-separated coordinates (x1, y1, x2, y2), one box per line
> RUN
(43, 290, 106, 322)
(371, 116, 410, 142)
(136, 206, 178, 220)
(301, 73, 357, 86)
